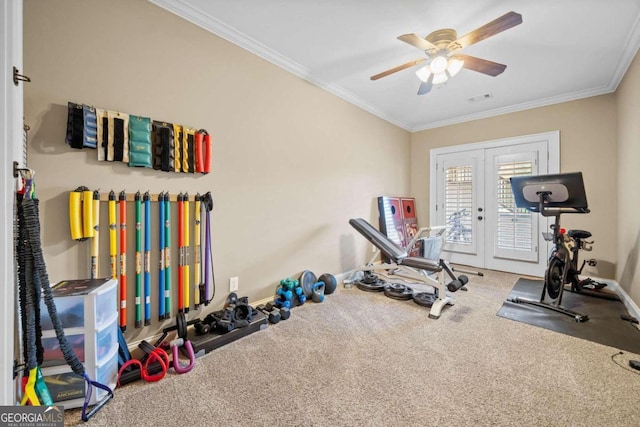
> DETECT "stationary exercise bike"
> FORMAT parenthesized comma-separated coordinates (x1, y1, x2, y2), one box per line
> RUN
(558, 228, 616, 298)
(509, 172, 599, 322)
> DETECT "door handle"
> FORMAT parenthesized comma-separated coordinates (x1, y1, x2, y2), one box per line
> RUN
(477, 216, 483, 221)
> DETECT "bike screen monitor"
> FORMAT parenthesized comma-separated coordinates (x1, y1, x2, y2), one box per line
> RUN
(510, 172, 588, 211)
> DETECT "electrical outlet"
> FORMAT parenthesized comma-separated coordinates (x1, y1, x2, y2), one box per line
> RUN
(229, 276, 239, 292)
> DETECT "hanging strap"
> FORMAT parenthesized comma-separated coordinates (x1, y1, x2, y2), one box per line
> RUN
(201, 192, 215, 305)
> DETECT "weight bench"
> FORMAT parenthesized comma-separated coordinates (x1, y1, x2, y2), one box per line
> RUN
(347, 218, 468, 319)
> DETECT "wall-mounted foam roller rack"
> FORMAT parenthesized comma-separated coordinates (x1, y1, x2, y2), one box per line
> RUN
(95, 192, 201, 202)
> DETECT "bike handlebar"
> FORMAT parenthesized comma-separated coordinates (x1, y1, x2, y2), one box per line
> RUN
(530, 206, 590, 216)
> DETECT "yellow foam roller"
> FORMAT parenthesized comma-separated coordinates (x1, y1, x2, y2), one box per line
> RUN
(82, 190, 94, 238)
(69, 191, 83, 241)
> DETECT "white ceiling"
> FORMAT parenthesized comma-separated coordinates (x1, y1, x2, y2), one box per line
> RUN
(149, 0, 640, 132)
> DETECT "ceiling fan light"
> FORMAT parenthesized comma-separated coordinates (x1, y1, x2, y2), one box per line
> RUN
(432, 72, 448, 85)
(447, 58, 464, 77)
(429, 56, 448, 74)
(415, 66, 431, 82)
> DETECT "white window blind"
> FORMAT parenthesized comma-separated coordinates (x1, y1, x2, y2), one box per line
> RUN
(496, 161, 533, 251)
(445, 165, 473, 245)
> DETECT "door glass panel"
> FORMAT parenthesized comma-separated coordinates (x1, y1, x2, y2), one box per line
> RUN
(444, 165, 473, 245)
(496, 160, 533, 251)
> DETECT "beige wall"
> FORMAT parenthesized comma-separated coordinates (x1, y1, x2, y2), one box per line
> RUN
(616, 50, 640, 303)
(23, 0, 410, 341)
(411, 95, 618, 279)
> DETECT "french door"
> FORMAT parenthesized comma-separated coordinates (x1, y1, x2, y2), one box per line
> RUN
(430, 132, 559, 277)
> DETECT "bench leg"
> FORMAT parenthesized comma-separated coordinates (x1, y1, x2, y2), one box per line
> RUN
(428, 295, 454, 319)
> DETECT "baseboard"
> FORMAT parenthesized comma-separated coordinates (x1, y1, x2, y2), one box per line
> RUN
(590, 276, 640, 320)
(335, 271, 353, 284)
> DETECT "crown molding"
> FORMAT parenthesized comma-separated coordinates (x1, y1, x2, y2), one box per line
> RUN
(607, 11, 640, 92)
(148, 0, 413, 131)
(410, 84, 616, 132)
(149, 0, 640, 134)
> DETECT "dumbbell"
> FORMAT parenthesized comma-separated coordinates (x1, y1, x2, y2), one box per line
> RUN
(194, 313, 219, 336)
(277, 287, 294, 302)
(279, 307, 291, 320)
(265, 302, 291, 321)
(194, 321, 211, 335)
(256, 304, 281, 324)
(274, 298, 292, 309)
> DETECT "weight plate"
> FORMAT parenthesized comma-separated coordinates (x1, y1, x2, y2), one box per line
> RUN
(384, 283, 413, 300)
(299, 270, 317, 298)
(355, 278, 386, 292)
(361, 272, 380, 285)
(412, 292, 437, 307)
(545, 257, 564, 300)
(176, 312, 187, 339)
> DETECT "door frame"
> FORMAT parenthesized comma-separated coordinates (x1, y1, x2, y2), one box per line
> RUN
(1, 0, 23, 404)
(429, 131, 560, 272)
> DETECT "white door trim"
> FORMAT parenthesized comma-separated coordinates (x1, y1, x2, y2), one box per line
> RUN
(1, 0, 23, 405)
(429, 131, 560, 275)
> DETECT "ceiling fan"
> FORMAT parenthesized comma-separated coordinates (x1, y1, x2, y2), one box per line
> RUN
(371, 11, 523, 95)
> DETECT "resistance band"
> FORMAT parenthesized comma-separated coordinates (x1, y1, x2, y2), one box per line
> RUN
(108, 191, 117, 279)
(20, 187, 112, 420)
(119, 191, 127, 332)
(90, 190, 100, 278)
(177, 193, 184, 313)
(117, 347, 169, 387)
(158, 192, 166, 321)
(183, 193, 190, 313)
(144, 192, 151, 326)
(194, 194, 201, 310)
(135, 192, 142, 329)
(201, 192, 215, 305)
(17, 173, 52, 407)
(164, 192, 171, 319)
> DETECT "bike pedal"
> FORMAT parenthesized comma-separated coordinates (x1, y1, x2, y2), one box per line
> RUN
(587, 259, 597, 267)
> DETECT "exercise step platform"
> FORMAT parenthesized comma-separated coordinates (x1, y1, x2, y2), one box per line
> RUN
(119, 311, 268, 386)
(188, 310, 268, 355)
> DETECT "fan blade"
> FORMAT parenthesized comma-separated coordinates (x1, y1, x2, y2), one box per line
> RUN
(449, 11, 522, 50)
(454, 54, 506, 76)
(370, 58, 426, 81)
(397, 34, 439, 53)
(417, 77, 433, 95)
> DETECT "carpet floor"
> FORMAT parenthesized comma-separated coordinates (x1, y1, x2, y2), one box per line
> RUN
(65, 269, 640, 426)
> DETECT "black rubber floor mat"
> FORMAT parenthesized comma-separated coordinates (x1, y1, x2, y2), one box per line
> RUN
(497, 278, 640, 354)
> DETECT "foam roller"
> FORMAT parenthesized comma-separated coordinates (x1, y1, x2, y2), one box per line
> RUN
(82, 190, 94, 238)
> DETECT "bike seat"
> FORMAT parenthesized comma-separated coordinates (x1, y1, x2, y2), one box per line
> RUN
(568, 229, 591, 239)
